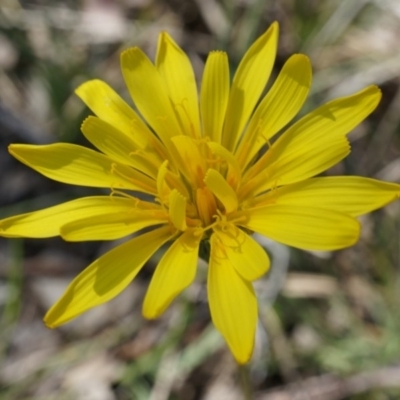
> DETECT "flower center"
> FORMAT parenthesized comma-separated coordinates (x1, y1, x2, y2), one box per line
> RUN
(152, 131, 247, 236)
(195, 187, 218, 227)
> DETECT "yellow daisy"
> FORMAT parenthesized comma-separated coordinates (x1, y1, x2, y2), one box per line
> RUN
(1, 22, 399, 364)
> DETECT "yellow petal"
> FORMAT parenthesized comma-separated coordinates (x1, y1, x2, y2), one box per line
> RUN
(248, 86, 382, 180)
(0, 196, 137, 238)
(81, 116, 159, 178)
(75, 79, 138, 138)
(285, 85, 381, 142)
(196, 187, 218, 227)
(207, 142, 241, 179)
(157, 159, 169, 198)
(222, 22, 278, 151)
(213, 225, 270, 281)
(207, 141, 242, 190)
(240, 134, 350, 199)
(244, 85, 382, 192)
(201, 51, 230, 143)
(243, 205, 360, 251)
(171, 135, 206, 187)
(254, 85, 380, 175)
(237, 54, 312, 168)
(156, 32, 201, 138)
(143, 228, 201, 318)
(169, 189, 187, 231)
(204, 169, 238, 214)
(61, 209, 168, 241)
(254, 176, 400, 217)
(121, 47, 183, 145)
(75, 79, 155, 150)
(44, 226, 173, 328)
(208, 234, 257, 364)
(9, 143, 157, 194)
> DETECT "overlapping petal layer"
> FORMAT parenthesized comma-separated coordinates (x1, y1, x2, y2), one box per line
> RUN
(9, 143, 157, 194)
(1, 23, 399, 366)
(44, 226, 173, 327)
(121, 47, 183, 145)
(143, 228, 201, 318)
(212, 225, 270, 281)
(75, 79, 140, 137)
(0, 196, 140, 238)
(237, 53, 312, 169)
(242, 86, 381, 195)
(61, 208, 168, 241)
(81, 116, 160, 178)
(204, 169, 238, 214)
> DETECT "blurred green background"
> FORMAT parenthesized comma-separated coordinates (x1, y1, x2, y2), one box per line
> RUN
(1, 0, 400, 399)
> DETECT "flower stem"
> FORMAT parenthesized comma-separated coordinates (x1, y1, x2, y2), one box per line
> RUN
(239, 364, 253, 400)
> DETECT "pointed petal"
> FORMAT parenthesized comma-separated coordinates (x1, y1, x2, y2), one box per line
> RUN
(81, 116, 159, 178)
(208, 234, 257, 364)
(201, 51, 230, 143)
(255, 177, 400, 217)
(143, 228, 202, 318)
(243, 205, 360, 251)
(121, 47, 183, 144)
(222, 22, 279, 151)
(244, 85, 382, 194)
(285, 85, 381, 142)
(0, 196, 137, 238)
(213, 225, 270, 281)
(75, 79, 159, 151)
(75, 79, 140, 138)
(256, 85, 381, 178)
(9, 143, 157, 194)
(156, 32, 201, 138)
(237, 54, 312, 168)
(204, 169, 238, 214)
(44, 226, 173, 328)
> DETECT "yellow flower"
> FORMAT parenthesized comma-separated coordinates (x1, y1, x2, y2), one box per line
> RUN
(1, 22, 399, 364)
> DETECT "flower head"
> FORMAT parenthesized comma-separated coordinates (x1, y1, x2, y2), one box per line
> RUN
(1, 22, 399, 364)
